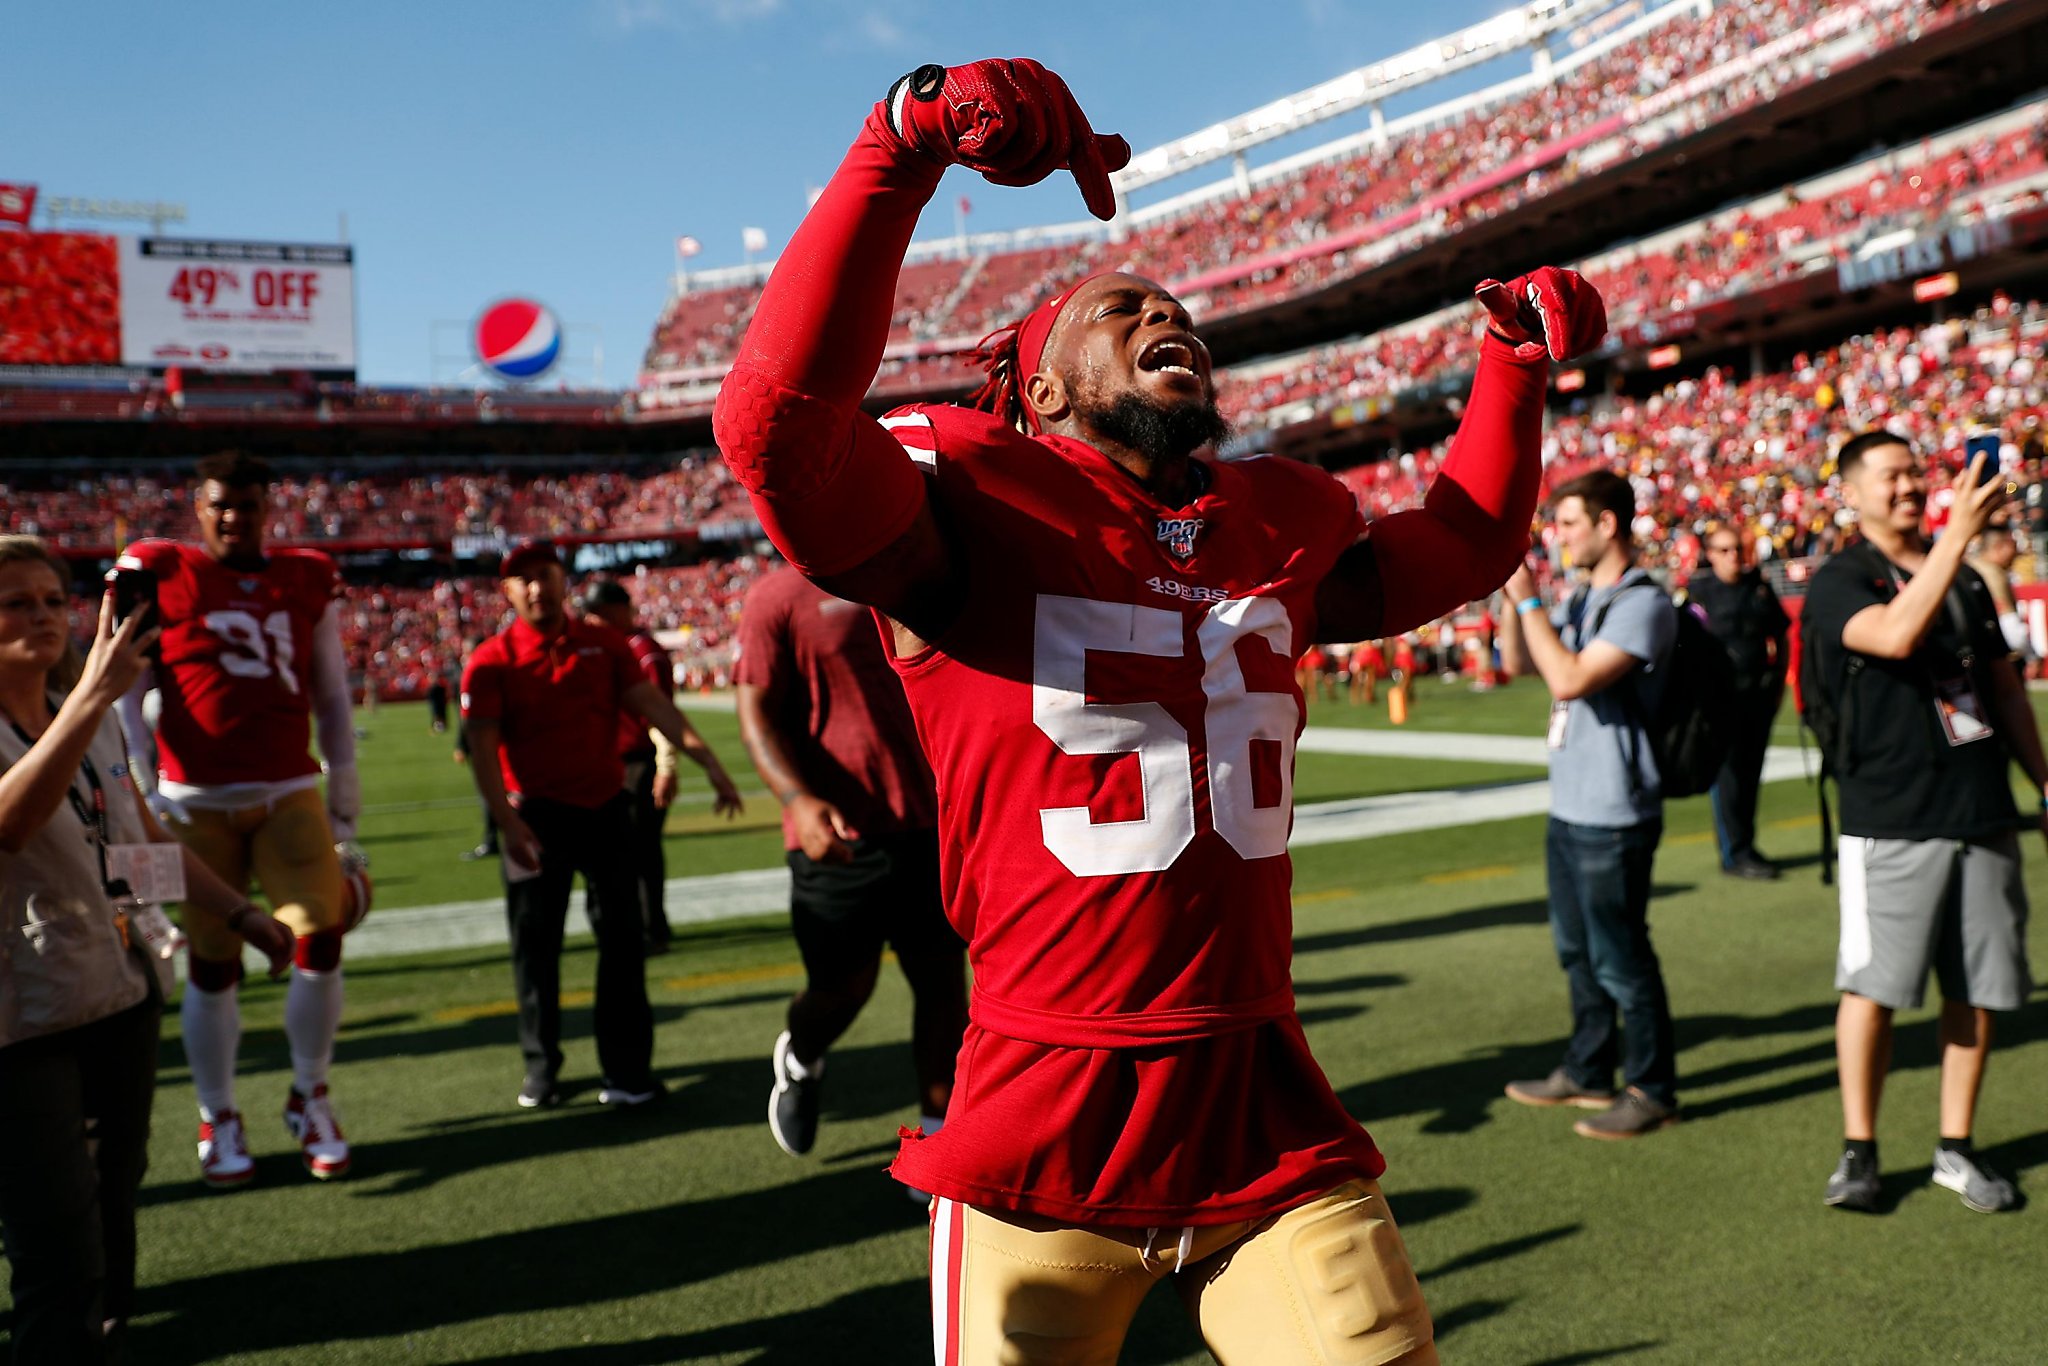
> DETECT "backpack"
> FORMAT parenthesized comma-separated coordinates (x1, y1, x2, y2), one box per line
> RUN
(1582, 581, 1738, 800)
(1796, 616, 1862, 885)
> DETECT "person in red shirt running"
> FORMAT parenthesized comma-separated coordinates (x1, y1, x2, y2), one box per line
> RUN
(461, 542, 742, 1111)
(712, 58, 1605, 1363)
(115, 451, 362, 1188)
(734, 564, 966, 1175)
(580, 577, 685, 955)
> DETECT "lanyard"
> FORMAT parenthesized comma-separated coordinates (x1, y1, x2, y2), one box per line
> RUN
(5, 712, 132, 900)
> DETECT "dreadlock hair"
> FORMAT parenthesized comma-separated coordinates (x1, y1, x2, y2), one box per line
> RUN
(966, 323, 1031, 433)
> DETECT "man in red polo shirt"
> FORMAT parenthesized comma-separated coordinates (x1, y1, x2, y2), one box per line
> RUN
(461, 542, 744, 1109)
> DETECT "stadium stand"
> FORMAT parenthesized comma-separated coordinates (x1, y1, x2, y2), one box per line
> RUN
(635, 0, 2013, 406)
(13, 0, 2048, 704)
(1217, 98, 2048, 435)
(3, 455, 753, 554)
(1341, 299, 2048, 580)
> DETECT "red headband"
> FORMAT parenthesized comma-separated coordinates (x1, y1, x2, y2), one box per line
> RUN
(968, 272, 1111, 433)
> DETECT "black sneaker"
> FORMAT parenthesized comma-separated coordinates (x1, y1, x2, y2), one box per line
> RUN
(1931, 1146, 2019, 1213)
(1723, 856, 1780, 881)
(768, 1030, 823, 1157)
(516, 1074, 560, 1110)
(597, 1079, 666, 1109)
(1572, 1087, 1679, 1140)
(1824, 1149, 1880, 1211)
(1505, 1067, 1615, 1110)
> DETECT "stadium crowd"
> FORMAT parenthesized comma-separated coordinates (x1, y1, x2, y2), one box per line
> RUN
(4, 455, 753, 551)
(640, 0, 1989, 386)
(1216, 108, 2048, 431)
(18, 299, 2048, 704)
(333, 557, 766, 702)
(1344, 299, 2048, 583)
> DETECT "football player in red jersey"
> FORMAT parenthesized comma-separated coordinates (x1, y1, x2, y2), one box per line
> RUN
(115, 451, 361, 1187)
(713, 59, 1606, 1363)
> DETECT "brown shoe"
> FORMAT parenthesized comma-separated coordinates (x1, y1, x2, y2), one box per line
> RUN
(1504, 1068, 1615, 1110)
(1573, 1087, 1679, 1140)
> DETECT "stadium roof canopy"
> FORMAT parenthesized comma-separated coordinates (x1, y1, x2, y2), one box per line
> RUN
(1110, 0, 1624, 193)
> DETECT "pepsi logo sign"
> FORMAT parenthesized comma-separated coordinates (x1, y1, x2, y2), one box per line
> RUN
(473, 298, 561, 382)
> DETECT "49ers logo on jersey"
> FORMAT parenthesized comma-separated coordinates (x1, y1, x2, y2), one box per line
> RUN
(1155, 517, 1204, 562)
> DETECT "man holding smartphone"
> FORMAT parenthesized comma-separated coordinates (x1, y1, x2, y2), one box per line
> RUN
(1802, 431, 2041, 1214)
(114, 450, 361, 1188)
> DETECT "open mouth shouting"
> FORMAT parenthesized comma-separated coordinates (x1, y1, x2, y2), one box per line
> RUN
(1136, 333, 1207, 385)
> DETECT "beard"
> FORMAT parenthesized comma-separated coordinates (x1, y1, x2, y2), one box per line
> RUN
(1076, 387, 1233, 465)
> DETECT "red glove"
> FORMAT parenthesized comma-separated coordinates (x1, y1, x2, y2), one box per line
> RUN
(1474, 266, 1608, 363)
(880, 59, 1131, 221)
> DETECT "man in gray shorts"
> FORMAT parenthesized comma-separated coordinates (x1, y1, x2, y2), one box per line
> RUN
(1801, 430, 2044, 1214)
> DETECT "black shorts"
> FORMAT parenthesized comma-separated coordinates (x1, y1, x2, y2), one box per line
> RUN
(787, 830, 960, 986)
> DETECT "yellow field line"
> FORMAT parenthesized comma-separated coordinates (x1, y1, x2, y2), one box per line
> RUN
(1422, 864, 1518, 886)
(661, 961, 805, 992)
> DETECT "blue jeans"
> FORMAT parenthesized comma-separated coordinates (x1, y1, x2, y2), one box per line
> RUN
(1545, 816, 1678, 1106)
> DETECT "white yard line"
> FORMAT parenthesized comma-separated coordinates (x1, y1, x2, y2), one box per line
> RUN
(331, 740, 1816, 961)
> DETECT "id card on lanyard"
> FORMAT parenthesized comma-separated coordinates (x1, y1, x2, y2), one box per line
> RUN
(1889, 567, 1993, 748)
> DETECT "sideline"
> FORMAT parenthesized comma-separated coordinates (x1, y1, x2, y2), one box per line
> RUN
(336, 741, 1815, 962)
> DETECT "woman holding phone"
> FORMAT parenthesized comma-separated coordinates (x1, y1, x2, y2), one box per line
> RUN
(0, 535, 293, 1364)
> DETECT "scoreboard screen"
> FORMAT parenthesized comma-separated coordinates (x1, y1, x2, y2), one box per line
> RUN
(0, 231, 356, 374)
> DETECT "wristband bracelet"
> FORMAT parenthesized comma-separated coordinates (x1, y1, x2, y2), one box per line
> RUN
(1516, 595, 1545, 616)
(225, 904, 259, 935)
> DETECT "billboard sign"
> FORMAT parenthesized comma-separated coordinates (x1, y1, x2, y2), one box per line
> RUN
(118, 239, 354, 371)
(0, 231, 355, 374)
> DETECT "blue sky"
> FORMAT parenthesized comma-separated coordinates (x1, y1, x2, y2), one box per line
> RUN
(14, 0, 1531, 386)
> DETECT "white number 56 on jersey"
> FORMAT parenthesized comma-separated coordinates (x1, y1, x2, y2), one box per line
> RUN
(1032, 594, 1296, 877)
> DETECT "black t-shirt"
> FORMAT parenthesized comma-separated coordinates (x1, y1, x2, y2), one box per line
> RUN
(1802, 539, 2020, 840)
(1688, 568, 1790, 691)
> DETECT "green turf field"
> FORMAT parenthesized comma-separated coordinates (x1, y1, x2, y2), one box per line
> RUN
(350, 700, 1546, 912)
(8, 683, 2046, 1363)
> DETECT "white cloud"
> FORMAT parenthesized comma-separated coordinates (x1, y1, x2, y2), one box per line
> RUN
(600, 0, 783, 33)
(857, 9, 906, 48)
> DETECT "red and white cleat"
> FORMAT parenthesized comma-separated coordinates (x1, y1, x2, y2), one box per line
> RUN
(282, 1085, 352, 1180)
(197, 1110, 255, 1190)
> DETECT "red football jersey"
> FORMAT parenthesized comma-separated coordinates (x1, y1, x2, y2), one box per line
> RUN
(123, 541, 338, 787)
(733, 567, 938, 850)
(880, 405, 1386, 1225)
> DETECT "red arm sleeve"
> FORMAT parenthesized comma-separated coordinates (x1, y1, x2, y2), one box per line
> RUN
(711, 109, 945, 578)
(1352, 332, 1549, 636)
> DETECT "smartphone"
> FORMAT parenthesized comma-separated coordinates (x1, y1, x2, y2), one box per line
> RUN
(106, 565, 159, 648)
(1965, 431, 2001, 476)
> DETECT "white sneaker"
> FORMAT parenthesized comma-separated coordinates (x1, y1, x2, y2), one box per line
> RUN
(283, 1085, 352, 1180)
(197, 1110, 255, 1189)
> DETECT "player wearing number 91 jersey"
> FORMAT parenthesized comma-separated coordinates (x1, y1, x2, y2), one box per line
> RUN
(714, 56, 1606, 1363)
(115, 450, 360, 1190)
(121, 540, 338, 789)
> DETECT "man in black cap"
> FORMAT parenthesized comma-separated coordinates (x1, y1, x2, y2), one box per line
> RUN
(581, 577, 689, 954)
(461, 541, 745, 1109)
